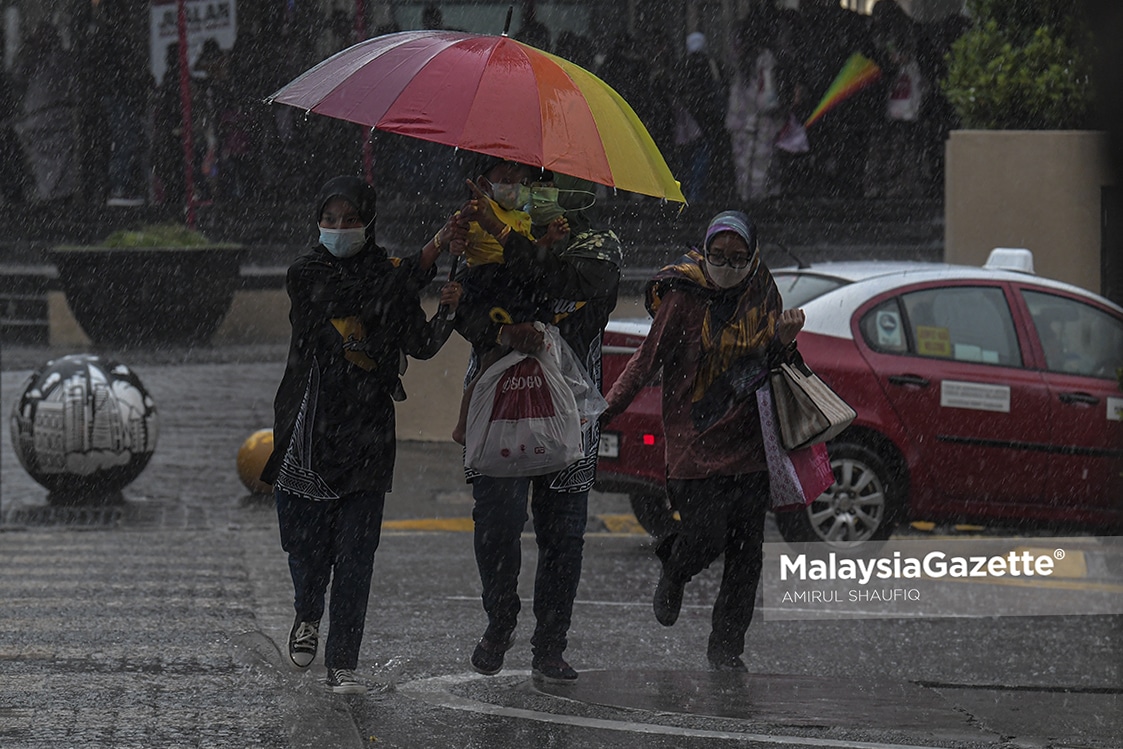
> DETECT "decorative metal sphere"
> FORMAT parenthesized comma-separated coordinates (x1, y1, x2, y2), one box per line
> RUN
(236, 429, 274, 495)
(9, 354, 158, 495)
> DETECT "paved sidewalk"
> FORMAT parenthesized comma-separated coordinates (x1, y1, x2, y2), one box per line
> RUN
(4, 352, 1121, 749)
(1, 526, 288, 748)
(0, 354, 345, 748)
(0, 352, 634, 749)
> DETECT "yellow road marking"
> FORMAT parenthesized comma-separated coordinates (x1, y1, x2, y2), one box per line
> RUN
(1012, 547, 1088, 578)
(383, 518, 475, 532)
(381, 521, 1112, 592)
(381, 515, 650, 535)
(909, 522, 1002, 533)
(381, 518, 1119, 593)
(598, 513, 646, 534)
(939, 574, 1123, 595)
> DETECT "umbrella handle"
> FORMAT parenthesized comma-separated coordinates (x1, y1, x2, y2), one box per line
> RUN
(437, 257, 462, 321)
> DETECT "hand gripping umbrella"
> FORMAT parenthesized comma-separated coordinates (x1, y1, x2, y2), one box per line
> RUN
(265, 29, 685, 204)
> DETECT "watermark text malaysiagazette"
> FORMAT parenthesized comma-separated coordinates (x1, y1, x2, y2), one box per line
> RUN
(764, 537, 1120, 620)
(780, 549, 1059, 585)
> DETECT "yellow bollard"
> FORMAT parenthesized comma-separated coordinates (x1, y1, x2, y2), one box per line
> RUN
(237, 429, 274, 495)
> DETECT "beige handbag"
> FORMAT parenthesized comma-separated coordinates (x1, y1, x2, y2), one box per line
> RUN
(770, 356, 856, 450)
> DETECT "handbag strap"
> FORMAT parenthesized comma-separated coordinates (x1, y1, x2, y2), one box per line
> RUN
(770, 341, 811, 376)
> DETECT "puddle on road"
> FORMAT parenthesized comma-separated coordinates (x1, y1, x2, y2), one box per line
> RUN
(0, 497, 273, 529)
(0, 503, 149, 528)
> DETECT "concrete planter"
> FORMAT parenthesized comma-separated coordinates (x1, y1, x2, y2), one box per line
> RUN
(945, 130, 1113, 293)
(48, 245, 246, 348)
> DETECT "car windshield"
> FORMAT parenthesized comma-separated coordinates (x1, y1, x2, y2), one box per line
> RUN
(772, 272, 849, 308)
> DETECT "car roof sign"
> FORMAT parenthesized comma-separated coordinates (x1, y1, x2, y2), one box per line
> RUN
(984, 247, 1035, 274)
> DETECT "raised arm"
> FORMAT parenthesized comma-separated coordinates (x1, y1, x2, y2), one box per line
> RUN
(601, 291, 681, 423)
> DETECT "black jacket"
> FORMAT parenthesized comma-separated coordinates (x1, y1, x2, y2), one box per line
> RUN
(456, 230, 621, 370)
(261, 245, 446, 496)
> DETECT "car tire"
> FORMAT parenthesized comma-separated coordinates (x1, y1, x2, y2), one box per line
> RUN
(774, 442, 902, 549)
(629, 492, 679, 538)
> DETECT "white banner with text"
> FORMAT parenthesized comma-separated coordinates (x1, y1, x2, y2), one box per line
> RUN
(149, 0, 238, 86)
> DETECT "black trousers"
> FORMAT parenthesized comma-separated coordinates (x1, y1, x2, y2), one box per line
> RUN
(276, 488, 385, 670)
(471, 475, 588, 660)
(665, 472, 770, 659)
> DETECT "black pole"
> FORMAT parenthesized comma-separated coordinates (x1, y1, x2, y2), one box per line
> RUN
(502, 5, 513, 37)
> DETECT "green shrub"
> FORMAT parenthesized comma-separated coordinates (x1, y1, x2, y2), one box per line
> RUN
(943, 0, 1096, 129)
(102, 224, 213, 248)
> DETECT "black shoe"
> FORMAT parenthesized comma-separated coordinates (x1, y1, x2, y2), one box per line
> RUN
(653, 570, 684, 626)
(532, 656, 579, 684)
(288, 618, 319, 668)
(325, 667, 367, 694)
(471, 631, 516, 676)
(654, 533, 676, 564)
(707, 653, 748, 672)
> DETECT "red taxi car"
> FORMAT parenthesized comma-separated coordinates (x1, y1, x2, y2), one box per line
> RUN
(596, 250, 1123, 546)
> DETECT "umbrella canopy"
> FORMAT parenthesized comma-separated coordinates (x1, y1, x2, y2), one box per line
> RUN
(267, 30, 685, 203)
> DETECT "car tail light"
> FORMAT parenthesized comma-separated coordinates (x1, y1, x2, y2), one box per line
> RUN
(642, 433, 657, 446)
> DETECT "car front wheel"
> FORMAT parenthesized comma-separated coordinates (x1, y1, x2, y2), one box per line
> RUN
(774, 442, 902, 549)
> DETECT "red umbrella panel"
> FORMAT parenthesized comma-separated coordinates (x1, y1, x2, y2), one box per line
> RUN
(267, 30, 685, 203)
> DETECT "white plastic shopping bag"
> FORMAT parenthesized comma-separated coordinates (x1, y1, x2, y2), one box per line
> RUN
(464, 338, 584, 478)
(543, 326, 608, 428)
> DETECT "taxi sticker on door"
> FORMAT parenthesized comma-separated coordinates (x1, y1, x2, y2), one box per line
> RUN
(876, 309, 904, 349)
(916, 326, 952, 357)
(940, 380, 1011, 413)
(1108, 397, 1123, 421)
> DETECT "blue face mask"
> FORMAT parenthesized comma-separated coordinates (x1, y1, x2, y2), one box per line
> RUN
(319, 227, 366, 258)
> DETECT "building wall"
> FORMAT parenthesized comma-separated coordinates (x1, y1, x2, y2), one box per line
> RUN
(945, 130, 1115, 295)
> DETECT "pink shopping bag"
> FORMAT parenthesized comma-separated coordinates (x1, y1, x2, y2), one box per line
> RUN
(757, 384, 835, 511)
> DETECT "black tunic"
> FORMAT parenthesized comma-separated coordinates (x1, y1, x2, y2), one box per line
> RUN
(261, 244, 445, 497)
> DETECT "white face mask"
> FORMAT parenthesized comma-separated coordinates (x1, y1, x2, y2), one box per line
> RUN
(319, 227, 366, 258)
(488, 182, 530, 212)
(705, 261, 752, 289)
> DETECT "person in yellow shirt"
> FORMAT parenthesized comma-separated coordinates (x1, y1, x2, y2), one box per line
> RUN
(450, 157, 570, 443)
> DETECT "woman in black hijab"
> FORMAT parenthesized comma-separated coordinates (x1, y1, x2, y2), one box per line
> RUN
(261, 175, 461, 693)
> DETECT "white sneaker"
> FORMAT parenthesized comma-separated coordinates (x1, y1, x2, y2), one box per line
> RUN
(326, 668, 367, 695)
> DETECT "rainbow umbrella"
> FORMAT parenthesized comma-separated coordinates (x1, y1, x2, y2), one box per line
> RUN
(804, 53, 882, 128)
(267, 30, 685, 203)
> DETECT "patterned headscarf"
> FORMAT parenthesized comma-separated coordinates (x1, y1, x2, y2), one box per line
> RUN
(704, 210, 757, 255)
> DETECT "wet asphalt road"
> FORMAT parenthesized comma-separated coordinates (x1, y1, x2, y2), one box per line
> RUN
(1, 348, 1121, 748)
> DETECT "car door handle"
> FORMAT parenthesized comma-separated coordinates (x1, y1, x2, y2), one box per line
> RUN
(1058, 392, 1100, 406)
(888, 374, 930, 388)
